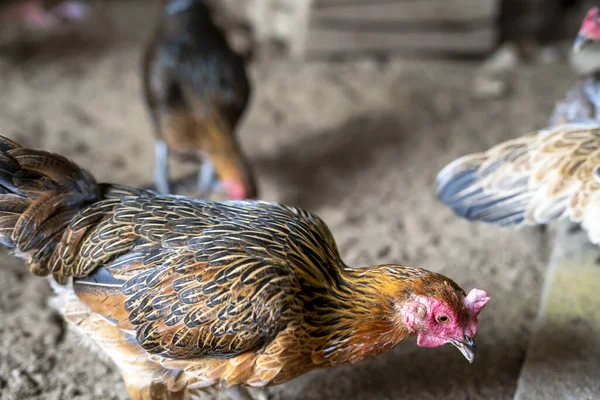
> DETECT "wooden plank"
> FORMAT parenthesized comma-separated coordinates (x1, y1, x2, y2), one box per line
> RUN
(313, 0, 498, 22)
(314, 0, 430, 6)
(305, 26, 496, 56)
(310, 19, 493, 34)
(513, 222, 600, 400)
(226, 0, 499, 58)
(303, 0, 499, 57)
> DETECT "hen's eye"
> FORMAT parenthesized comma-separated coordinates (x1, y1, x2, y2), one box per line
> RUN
(437, 315, 450, 323)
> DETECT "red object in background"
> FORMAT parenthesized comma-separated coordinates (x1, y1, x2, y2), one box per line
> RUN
(0, 0, 89, 28)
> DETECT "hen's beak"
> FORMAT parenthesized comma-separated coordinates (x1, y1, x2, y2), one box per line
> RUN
(574, 34, 591, 52)
(450, 334, 476, 363)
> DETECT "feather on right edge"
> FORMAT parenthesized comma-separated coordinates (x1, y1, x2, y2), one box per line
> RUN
(436, 125, 600, 243)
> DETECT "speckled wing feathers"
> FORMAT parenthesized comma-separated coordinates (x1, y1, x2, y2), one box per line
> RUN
(72, 198, 345, 361)
(437, 124, 600, 243)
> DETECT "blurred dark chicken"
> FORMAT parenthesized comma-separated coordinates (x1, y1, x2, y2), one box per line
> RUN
(0, 0, 88, 28)
(0, 135, 488, 400)
(143, 0, 256, 200)
(550, 7, 600, 126)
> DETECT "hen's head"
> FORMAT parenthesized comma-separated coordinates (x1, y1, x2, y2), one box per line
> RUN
(401, 278, 490, 363)
(575, 7, 600, 52)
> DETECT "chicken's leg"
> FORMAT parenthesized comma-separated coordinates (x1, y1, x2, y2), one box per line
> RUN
(197, 158, 219, 198)
(154, 140, 171, 194)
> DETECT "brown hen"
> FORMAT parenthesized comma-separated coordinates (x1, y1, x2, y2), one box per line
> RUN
(143, 0, 256, 200)
(0, 136, 489, 400)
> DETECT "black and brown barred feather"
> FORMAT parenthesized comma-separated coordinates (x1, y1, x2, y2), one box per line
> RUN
(78, 195, 371, 364)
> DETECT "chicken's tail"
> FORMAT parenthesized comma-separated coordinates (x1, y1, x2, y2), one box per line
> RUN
(435, 131, 542, 227)
(0, 135, 103, 281)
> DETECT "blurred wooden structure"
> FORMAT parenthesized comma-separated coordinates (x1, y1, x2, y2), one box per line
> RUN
(305, 0, 500, 58)
(219, 0, 500, 58)
(217, 0, 600, 58)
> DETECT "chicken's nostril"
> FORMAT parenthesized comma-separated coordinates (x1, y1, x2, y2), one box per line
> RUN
(463, 334, 474, 346)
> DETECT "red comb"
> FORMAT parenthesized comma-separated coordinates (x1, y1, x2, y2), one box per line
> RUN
(579, 7, 600, 39)
(464, 289, 490, 315)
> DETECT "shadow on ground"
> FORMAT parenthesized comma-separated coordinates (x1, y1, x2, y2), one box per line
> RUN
(268, 328, 527, 400)
(253, 113, 407, 209)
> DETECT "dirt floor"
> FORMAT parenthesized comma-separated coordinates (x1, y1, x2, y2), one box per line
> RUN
(0, 1, 579, 399)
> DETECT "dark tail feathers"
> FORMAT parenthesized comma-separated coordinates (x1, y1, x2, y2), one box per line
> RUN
(436, 156, 529, 227)
(0, 135, 102, 278)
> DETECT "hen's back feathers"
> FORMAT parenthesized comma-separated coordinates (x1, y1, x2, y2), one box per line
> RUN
(73, 197, 341, 360)
(437, 124, 600, 243)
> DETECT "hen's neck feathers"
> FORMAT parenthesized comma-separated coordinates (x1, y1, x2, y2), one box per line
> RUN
(307, 265, 442, 367)
(571, 41, 600, 76)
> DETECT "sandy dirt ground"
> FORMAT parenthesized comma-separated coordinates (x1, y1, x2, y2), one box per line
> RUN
(0, 1, 578, 399)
